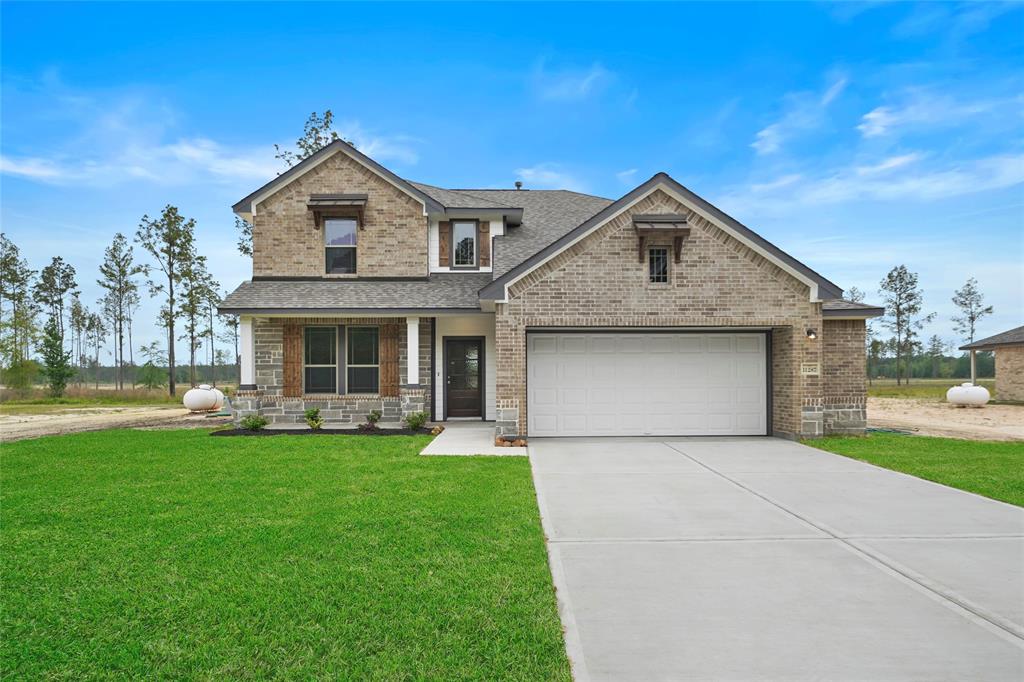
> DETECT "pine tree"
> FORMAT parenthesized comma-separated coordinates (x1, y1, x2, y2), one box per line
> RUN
(878, 265, 934, 386)
(951, 278, 993, 345)
(97, 233, 144, 389)
(32, 256, 78, 341)
(39, 316, 75, 398)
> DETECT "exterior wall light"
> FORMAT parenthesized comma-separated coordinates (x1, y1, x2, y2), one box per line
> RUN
(806, 328, 817, 340)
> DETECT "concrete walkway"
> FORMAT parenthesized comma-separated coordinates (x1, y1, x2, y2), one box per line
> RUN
(419, 421, 527, 456)
(529, 437, 1024, 681)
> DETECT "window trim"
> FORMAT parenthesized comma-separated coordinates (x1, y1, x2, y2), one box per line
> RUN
(450, 219, 479, 270)
(303, 326, 338, 394)
(346, 325, 380, 394)
(324, 214, 359, 276)
(648, 246, 670, 284)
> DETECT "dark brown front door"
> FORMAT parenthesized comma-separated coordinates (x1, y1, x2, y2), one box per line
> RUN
(445, 338, 483, 418)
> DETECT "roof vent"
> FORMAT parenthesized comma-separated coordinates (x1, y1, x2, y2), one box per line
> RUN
(514, 181, 523, 190)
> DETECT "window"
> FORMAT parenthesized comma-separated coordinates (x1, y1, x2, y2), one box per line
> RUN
(304, 327, 337, 393)
(452, 221, 477, 267)
(325, 217, 357, 274)
(649, 247, 669, 283)
(347, 326, 379, 393)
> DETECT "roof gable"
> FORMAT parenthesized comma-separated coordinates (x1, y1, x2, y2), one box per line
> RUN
(232, 140, 444, 219)
(479, 173, 843, 302)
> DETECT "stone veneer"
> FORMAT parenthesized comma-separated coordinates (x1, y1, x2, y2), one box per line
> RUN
(493, 188, 835, 440)
(995, 345, 1024, 401)
(233, 317, 433, 427)
(251, 151, 428, 279)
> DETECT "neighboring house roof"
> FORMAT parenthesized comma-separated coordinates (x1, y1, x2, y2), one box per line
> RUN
(959, 325, 1024, 350)
(232, 140, 445, 218)
(218, 274, 491, 315)
(822, 299, 885, 318)
(478, 173, 845, 302)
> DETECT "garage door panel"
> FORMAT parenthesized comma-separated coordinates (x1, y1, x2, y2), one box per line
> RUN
(527, 332, 767, 437)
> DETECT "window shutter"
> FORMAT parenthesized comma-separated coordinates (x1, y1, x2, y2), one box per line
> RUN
(380, 323, 400, 397)
(438, 221, 451, 267)
(479, 220, 490, 267)
(283, 323, 302, 397)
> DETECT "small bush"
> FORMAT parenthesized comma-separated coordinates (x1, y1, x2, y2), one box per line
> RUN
(360, 409, 383, 431)
(240, 414, 268, 431)
(404, 411, 429, 431)
(304, 407, 323, 430)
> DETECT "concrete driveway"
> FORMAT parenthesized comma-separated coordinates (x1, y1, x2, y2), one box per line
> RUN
(529, 437, 1024, 681)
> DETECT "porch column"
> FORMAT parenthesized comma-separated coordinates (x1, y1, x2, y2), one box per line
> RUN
(970, 349, 977, 384)
(239, 316, 256, 389)
(406, 316, 419, 385)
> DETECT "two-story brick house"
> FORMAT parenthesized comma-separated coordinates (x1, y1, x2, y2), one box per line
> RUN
(219, 140, 882, 439)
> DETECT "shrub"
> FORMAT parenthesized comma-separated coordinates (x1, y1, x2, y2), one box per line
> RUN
(304, 407, 323, 430)
(240, 414, 268, 431)
(404, 411, 429, 431)
(360, 409, 383, 431)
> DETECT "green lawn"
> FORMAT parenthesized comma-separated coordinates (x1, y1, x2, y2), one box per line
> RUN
(811, 433, 1024, 507)
(867, 378, 995, 400)
(1, 430, 570, 680)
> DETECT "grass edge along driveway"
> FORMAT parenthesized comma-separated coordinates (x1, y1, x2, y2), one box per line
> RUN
(810, 432, 1024, 507)
(1, 429, 571, 680)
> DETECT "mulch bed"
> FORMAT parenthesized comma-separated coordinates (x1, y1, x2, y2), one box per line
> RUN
(211, 427, 434, 437)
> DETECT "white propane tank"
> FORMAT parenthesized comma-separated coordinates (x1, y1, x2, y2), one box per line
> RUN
(183, 384, 218, 412)
(946, 382, 990, 407)
(211, 387, 225, 410)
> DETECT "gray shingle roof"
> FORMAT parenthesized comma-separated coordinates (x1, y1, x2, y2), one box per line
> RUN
(822, 299, 885, 317)
(219, 274, 492, 314)
(408, 182, 518, 209)
(456, 189, 613, 277)
(960, 325, 1024, 350)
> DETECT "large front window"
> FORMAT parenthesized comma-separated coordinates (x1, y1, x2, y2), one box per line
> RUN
(452, 221, 477, 268)
(325, 217, 357, 274)
(304, 326, 337, 393)
(347, 326, 379, 393)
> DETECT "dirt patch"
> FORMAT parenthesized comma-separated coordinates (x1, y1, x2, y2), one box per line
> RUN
(0, 407, 228, 443)
(868, 397, 1024, 441)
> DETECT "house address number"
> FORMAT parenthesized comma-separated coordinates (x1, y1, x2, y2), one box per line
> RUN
(800, 362, 820, 376)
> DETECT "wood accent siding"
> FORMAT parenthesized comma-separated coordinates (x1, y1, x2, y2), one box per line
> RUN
(438, 221, 451, 267)
(479, 221, 491, 267)
(380, 323, 400, 397)
(282, 323, 302, 397)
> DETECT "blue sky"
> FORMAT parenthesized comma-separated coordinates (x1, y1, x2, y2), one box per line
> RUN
(2, 1, 1022, 360)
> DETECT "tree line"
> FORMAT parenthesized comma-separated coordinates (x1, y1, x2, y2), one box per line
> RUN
(850, 267, 994, 385)
(0, 210, 239, 398)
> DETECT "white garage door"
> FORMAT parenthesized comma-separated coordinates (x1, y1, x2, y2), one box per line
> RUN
(527, 332, 767, 437)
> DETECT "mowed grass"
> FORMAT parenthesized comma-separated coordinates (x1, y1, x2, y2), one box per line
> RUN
(811, 433, 1024, 507)
(1, 430, 570, 680)
(867, 378, 995, 400)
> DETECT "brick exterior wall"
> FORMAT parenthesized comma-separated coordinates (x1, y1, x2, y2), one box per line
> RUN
(995, 345, 1024, 401)
(235, 317, 432, 427)
(820, 319, 868, 434)
(251, 152, 428, 278)
(494, 188, 829, 439)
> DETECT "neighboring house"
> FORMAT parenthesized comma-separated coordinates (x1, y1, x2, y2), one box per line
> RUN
(960, 326, 1024, 401)
(219, 141, 883, 439)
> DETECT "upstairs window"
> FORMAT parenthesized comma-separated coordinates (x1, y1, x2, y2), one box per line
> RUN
(325, 217, 357, 274)
(347, 326, 380, 393)
(649, 247, 669, 284)
(452, 221, 477, 268)
(304, 327, 337, 393)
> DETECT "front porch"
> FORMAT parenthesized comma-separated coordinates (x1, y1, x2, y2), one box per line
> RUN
(233, 313, 497, 428)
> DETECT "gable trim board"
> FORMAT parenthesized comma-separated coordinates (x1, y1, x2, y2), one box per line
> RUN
(232, 140, 445, 220)
(479, 173, 843, 304)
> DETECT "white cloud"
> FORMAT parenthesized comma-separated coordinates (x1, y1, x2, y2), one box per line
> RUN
(514, 163, 587, 192)
(337, 121, 420, 165)
(531, 61, 614, 101)
(721, 152, 1024, 216)
(751, 75, 848, 155)
(616, 168, 638, 185)
(856, 91, 1017, 138)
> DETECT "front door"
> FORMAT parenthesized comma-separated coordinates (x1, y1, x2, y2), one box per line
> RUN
(445, 338, 483, 418)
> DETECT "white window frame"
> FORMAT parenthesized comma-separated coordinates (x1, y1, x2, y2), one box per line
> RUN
(451, 220, 478, 269)
(324, 216, 358, 275)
